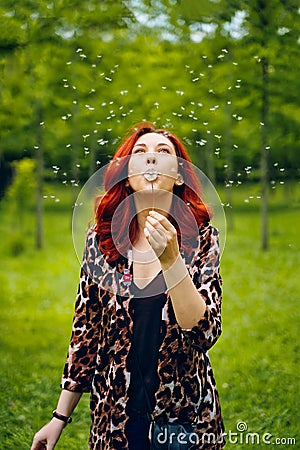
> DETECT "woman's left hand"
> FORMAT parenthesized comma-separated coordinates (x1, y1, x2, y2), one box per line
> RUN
(144, 210, 179, 269)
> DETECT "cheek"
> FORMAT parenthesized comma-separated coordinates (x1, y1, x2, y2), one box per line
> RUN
(128, 155, 145, 177)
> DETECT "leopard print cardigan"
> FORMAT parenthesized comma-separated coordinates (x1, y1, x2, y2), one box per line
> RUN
(61, 223, 225, 449)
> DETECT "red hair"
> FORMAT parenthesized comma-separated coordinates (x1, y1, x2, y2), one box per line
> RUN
(94, 122, 211, 262)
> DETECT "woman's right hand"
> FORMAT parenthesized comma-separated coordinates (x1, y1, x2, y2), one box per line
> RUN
(31, 419, 65, 450)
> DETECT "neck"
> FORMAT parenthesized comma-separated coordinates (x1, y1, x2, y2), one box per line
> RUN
(133, 189, 173, 237)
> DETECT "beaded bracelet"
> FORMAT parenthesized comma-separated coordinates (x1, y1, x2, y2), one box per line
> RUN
(52, 410, 72, 425)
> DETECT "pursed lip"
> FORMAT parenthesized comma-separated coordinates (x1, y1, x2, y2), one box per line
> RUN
(143, 169, 159, 181)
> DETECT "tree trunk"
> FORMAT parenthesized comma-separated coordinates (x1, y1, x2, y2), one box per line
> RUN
(260, 56, 269, 250)
(205, 133, 216, 186)
(224, 70, 234, 231)
(36, 102, 44, 250)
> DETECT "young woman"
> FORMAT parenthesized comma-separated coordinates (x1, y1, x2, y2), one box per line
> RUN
(31, 123, 224, 449)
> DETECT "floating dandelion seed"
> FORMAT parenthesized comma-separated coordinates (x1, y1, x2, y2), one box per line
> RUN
(105, 77, 112, 82)
(66, 61, 72, 65)
(162, 86, 167, 90)
(196, 139, 207, 146)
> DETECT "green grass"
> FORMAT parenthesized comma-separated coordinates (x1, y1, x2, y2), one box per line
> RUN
(0, 182, 299, 449)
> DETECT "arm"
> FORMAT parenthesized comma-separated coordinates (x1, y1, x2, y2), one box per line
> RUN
(145, 211, 222, 350)
(31, 390, 82, 450)
(144, 210, 206, 328)
(61, 229, 102, 392)
(31, 230, 102, 449)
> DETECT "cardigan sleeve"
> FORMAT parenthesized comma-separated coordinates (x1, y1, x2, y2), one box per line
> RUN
(61, 230, 102, 392)
(182, 224, 223, 352)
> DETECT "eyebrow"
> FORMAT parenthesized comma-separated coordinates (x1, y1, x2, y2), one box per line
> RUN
(133, 142, 173, 149)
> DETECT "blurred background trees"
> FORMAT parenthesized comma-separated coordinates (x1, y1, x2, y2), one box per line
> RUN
(0, 0, 299, 248)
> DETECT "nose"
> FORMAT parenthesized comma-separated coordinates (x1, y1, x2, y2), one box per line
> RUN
(146, 154, 157, 165)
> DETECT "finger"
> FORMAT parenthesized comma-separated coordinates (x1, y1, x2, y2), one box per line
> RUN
(148, 210, 176, 233)
(145, 220, 165, 240)
(146, 215, 166, 234)
(31, 437, 46, 450)
(144, 221, 167, 253)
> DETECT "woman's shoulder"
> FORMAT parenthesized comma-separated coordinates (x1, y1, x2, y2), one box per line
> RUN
(199, 222, 219, 241)
(85, 224, 98, 243)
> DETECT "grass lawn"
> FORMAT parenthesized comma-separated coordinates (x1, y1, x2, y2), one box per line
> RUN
(0, 182, 299, 449)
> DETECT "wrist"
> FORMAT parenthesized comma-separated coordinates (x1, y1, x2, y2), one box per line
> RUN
(52, 410, 72, 427)
(162, 254, 189, 289)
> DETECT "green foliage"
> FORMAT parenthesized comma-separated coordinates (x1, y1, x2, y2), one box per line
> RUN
(0, 0, 299, 192)
(6, 158, 36, 206)
(4, 158, 36, 254)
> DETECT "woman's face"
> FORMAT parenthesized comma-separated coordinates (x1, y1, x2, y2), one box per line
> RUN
(127, 133, 181, 193)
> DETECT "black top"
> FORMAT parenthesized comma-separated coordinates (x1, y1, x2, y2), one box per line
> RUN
(127, 271, 167, 414)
